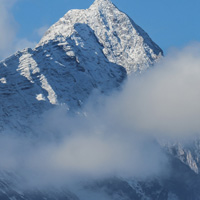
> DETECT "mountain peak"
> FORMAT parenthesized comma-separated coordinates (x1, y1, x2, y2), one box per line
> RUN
(90, 0, 115, 10)
(92, 0, 112, 5)
(38, 0, 162, 74)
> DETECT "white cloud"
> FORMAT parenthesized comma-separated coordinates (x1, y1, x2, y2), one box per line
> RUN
(0, 103, 168, 189)
(103, 42, 200, 138)
(0, 0, 43, 60)
(0, 0, 17, 59)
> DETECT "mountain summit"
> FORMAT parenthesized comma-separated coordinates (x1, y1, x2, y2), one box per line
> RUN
(39, 0, 163, 73)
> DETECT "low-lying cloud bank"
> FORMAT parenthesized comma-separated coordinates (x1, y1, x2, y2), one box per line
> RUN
(0, 109, 167, 189)
(0, 43, 200, 189)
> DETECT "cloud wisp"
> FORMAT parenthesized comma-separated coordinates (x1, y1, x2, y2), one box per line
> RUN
(0, 0, 17, 59)
(0, 1, 47, 60)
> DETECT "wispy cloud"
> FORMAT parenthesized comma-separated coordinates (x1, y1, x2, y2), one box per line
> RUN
(0, 0, 17, 59)
(0, 105, 167, 189)
(0, 0, 46, 60)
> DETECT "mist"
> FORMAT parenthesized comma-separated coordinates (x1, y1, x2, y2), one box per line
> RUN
(0, 107, 167, 189)
(0, 0, 17, 59)
(0, 0, 41, 60)
(104, 43, 200, 138)
(0, 43, 200, 190)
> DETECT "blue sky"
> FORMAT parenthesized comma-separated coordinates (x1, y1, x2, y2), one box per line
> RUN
(1, 0, 200, 59)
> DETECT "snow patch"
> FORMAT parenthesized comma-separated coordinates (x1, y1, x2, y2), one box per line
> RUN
(39, 74, 58, 105)
(0, 77, 6, 84)
(18, 51, 40, 83)
(36, 94, 46, 101)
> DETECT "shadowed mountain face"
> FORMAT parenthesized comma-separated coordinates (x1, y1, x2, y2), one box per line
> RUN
(1, 0, 200, 200)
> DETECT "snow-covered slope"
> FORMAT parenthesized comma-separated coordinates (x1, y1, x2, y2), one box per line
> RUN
(39, 0, 163, 74)
(0, 25, 126, 133)
(0, 0, 162, 133)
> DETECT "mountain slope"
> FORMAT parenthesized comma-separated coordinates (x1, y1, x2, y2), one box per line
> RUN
(0, 0, 162, 133)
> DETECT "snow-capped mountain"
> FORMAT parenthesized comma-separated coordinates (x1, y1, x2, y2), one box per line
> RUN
(0, 0, 162, 133)
(39, 0, 163, 74)
(1, 0, 200, 200)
